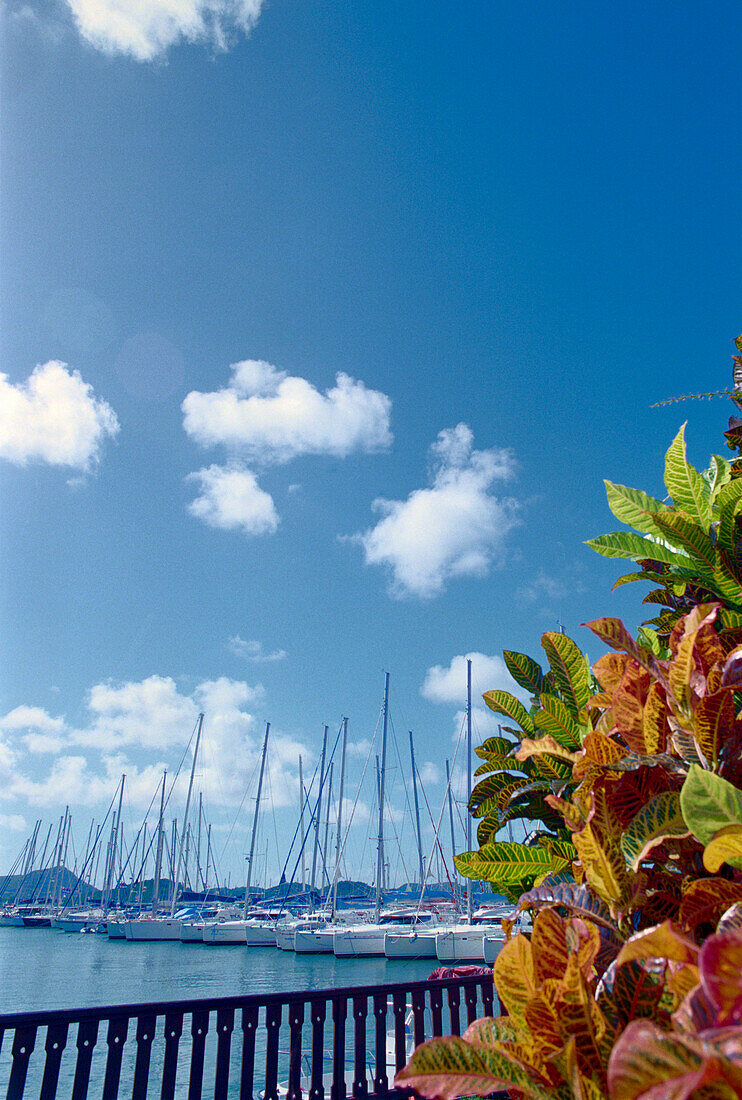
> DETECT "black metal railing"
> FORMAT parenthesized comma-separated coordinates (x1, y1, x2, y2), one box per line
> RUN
(0, 973, 495, 1099)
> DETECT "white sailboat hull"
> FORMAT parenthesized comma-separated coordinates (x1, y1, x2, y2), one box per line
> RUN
(245, 923, 277, 946)
(434, 927, 487, 963)
(294, 928, 334, 954)
(202, 921, 249, 945)
(125, 919, 182, 941)
(384, 930, 438, 959)
(107, 920, 127, 939)
(333, 926, 386, 957)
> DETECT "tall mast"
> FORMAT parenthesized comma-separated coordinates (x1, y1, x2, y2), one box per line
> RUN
(332, 717, 348, 918)
(105, 778, 125, 914)
(171, 713, 203, 917)
(299, 755, 306, 891)
(375, 671, 390, 923)
(152, 771, 166, 914)
(446, 759, 458, 907)
(243, 721, 270, 917)
(322, 763, 333, 890)
(310, 726, 328, 898)
(205, 823, 212, 893)
(466, 658, 473, 924)
(409, 731, 424, 888)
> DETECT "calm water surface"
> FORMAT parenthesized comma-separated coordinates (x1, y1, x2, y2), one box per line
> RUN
(0, 926, 435, 1013)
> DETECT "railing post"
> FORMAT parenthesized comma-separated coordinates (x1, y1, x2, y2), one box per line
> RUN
(188, 1008, 210, 1100)
(160, 1011, 184, 1100)
(132, 1013, 156, 1100)
(330, 995, 346, 1100)
(352, 994, 368, 1100)
(372, 993, 388, 1098)
(71, 1018, 99, 1100)
(429, 985, 443, 1037)
(446, 984, 461, 1037)
(39, 1021, 68, 1100)
(309, 998, 326, 1100)
(463, 980, 479, 1027)
(410, 989, 425, 1049)
(214, 1006, 235, 1100)
(6, 1024, 36, 1100)
(102, 1014, 129, 1100)
(392, 992, 407, 1077)
(286, 999, 304, 1100)
(263, 1002, 282, 1100)
(239, 1004, 258, 1100)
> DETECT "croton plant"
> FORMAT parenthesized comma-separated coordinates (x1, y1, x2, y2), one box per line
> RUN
(397, 362, 742, 1098)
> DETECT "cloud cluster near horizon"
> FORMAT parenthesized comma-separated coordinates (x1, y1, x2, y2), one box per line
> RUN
(63, 0, 265, 61)
(421, 650, 529, 707)
(355, 424, 519, 598)
(0, 673, 307, 815)
(0, 361, 119, 471)
(183, 359, 393, 538)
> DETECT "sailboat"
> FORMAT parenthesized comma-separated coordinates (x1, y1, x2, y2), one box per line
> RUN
(126, 716, 203, 942)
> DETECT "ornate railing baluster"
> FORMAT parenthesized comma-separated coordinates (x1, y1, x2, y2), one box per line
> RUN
(188, 1008, 209, 1100)
(286, 999, 304, 1100)
(372, 993, 388, 1098)
(481, 976, 494, 1018)
(160, 1011, 184, 1100)
(410, 990, 425, 1049)
(6, 1023, 36, 1100)
(39, 1020, 68, 1100)
(391, 991, 407, 1077)
(263, 1002, 282, 1100)
(71, 1018, 98, 1100)
(464, 982, 478, 1027)
(308, 997, 325, 1100)
(214, 1006, 234, 1100)
(429, 986, 443, 1037)
(351, 994, 368, 1100)
(330, 995, 346, 1100)
(101, 1015, 128, 1100)
(446, 985, 461, 1037)
(131, 1012, 156, 1100)
(239, 1004, 258, 1100)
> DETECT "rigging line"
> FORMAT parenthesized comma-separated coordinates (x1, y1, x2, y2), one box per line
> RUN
(321, 707, 381, 912)
(276, 716, 355, 915)
(58, 779, 122, 913)
(216, 743, 264, 866)
(413, 717, 465, 917)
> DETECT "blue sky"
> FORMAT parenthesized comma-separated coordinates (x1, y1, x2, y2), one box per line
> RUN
(1, 0, 741, 888)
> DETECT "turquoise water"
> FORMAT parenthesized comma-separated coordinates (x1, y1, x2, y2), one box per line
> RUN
(0, 926, 436, 1014)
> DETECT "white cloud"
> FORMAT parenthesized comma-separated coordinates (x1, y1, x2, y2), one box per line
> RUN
(187, 464, 279, 537)
(182, 360, 392, 465)
(422, 651, 529, 707)
(345, 738, 373, 760)
(0, 361, 119, 470)
(418, 761, 440, 785)
(228, 635, 287, 663)
(24, 733, 67, 755)
(355, 424, 518, 598)
(0, 813, 27, 832)
(0, 705, 66, 733)
(64, 0, 265, 61)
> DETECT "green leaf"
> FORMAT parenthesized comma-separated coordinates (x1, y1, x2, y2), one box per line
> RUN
(502, 650, 546, 695)
(454, 841, 564, 888)
(707, 455, 733, 502)
(468, 773, 532, 818)
(651, 509, 717, 571)
(664, 422, 711, 525)
(474, 735, 517, 761)
(482, 690, 535, 735)
(604, 480, 668, 536)
(587, 531, 694, 569)
(395, 1034, 555, 1100)
(620, 792, 691, 872)
(716, 478, 742, 561)
(541, 631, 591, 713)
(533, 693, 583, 749)
(680, 764, 742, 846)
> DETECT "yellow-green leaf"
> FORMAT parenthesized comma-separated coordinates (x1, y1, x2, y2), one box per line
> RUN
(664, 422, 711, 525)
(703, 824, 742, 872)
(482, 690, 535, 735)
(620, 792, 691, 872)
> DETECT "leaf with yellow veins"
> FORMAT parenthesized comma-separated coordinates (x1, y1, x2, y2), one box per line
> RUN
(493, 933, 536, 1026)
(668, 633, 697, 712)
(643, 681, 669, 754)
(572, 821, 631, 912)
(514, 736, 580, 766)
(694, 691, 734, 770)
(614, 920, 699, 968)
(703, 824, 742, 872)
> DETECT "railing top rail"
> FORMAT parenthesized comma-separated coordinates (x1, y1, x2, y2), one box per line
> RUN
(0, 972, 493, 1030)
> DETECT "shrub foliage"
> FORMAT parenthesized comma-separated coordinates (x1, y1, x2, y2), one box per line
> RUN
(397, 369, 742, 1098)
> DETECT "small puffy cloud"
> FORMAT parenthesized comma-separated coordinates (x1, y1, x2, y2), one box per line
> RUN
(355, 424, 518, 598)
(64, 0, 265, 61)
(422, 651, 529, 707)
(187, 464, 279, 537)
(0, 705, 66, 733)
(182, 360, 392, 465)
(0, 361, 119, 470)
(228, 635, 287, 663)
(24, 733, 66, 755)
(345, 738, 373, 760)
(0, 813, 27, 832)
(418, 761, 440, 785)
